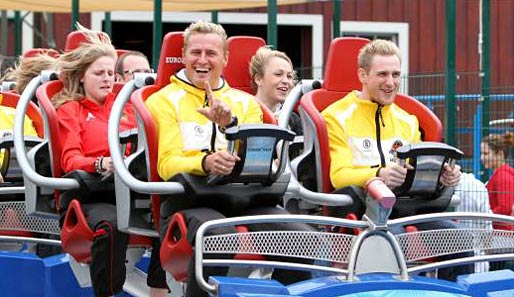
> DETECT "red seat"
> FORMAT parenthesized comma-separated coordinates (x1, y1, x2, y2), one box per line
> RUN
(299, 37, 370, 194)
(22, 48, 60, 58)
(155, 31, 185, 88)
(35, 79, 151, 263)
(64, 30, 109, 52)
(224, 36, 276, 125)
(64, 30, 129, 60)
(0, 91, 44, 137)
(224, 36, 266, 95)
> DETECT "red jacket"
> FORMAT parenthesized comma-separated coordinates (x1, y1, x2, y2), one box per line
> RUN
(57, 93, 136, 173)
(487, 163, 514, 230)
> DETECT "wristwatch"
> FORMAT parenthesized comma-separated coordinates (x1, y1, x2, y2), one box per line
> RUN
(218, 116, 238, 133)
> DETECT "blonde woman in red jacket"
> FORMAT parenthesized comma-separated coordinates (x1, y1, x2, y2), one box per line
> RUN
(54, 24, 168, 297)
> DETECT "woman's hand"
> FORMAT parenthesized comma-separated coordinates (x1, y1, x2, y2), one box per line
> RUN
(101, 157, 114, 173)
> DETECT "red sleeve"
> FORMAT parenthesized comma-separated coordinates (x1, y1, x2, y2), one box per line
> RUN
(488, 167, 514, 216)
(57, 102, 95, 173)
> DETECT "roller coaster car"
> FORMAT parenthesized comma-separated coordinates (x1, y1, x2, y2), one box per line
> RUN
(22, 48, 60, 58)
(190, 157, 514, 297)
(292, 37, 457, 218)
(114, 31, 272, 229)
(108, 33, 283, 283)
(193, 202, 514, 297)
(111, 106, 294, 282)
(13, 73, 153, 294)
(161, 124, 294, 280)
(0, 90, 48, 239)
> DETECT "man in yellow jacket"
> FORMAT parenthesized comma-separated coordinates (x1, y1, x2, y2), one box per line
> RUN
(322, 39, 468, 281)
(146, 20, 313, 297)
(0, 94, 38, 183)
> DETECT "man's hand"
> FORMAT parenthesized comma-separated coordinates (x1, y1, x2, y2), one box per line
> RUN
(440, 163, 461, 187)
(378, 163, 413, 188)
(204, 151, 240, 176)
(197, 81, 233, 127)
(0, 172, 3, 183)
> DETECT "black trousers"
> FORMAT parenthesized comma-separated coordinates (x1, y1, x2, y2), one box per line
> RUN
(160, 206, 314, 297)
(80, 202, 167, 297)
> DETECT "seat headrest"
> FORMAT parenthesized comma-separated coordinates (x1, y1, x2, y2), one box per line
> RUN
(22, 48, 60, 58)
(64, 30, 109, 52)
(394, 93, 443, 142)
(224, 36, 266, 94)
(115, 49, 130, 58)
(322, 37, 370, 92)
(155, 32, 185, 87)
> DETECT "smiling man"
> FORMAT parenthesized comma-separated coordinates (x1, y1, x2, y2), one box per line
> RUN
(145, 21, 265, 297)
(322, 39, 461, 190)
(146, 21, 263, 182)
(321, 39, 468, 281)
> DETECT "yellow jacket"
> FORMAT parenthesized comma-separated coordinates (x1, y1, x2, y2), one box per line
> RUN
(0, 96, 38, 169)
(145, 70, 263, 181)
(322, 91, 421, 189)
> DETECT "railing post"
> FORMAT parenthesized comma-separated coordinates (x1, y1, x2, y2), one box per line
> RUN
(445, 0, 456, 146)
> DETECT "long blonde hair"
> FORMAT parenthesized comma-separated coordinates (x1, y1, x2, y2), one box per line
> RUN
(53, 23, 116, 108)
(6, 54, 58, 94)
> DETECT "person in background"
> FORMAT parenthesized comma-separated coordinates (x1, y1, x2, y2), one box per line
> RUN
(0, 53, 54, 183)
(481, 131, 514, 270)
(249, 46, 301, 134)
(53, 24, 168, 297)
(249, 46, 304, 160)
(453, 172, 493, 273)
(481, 131, 514, 222)
(115, 51, 153, 82)
(146, 20, 313, 297)
(6, 53, 58, 94)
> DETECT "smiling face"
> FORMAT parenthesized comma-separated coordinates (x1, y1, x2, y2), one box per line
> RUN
(182, 32, 228, 89)
(254, 56, 294, 111)
(358, 54, 401, 105)
(80, 55, 115, 104)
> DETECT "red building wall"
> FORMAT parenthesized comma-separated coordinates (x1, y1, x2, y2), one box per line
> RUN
(3, 0, 513, 92)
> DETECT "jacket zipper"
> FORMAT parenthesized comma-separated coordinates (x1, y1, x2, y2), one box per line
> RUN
(376, 104, 386, 167)
(204, 92, 217, 151)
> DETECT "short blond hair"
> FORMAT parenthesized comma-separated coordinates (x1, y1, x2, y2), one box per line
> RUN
(183, 20, 228, 55)
(358, 39, 401, 72)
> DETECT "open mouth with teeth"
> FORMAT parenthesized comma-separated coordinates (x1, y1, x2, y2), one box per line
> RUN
(195, 68, 210, 74)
